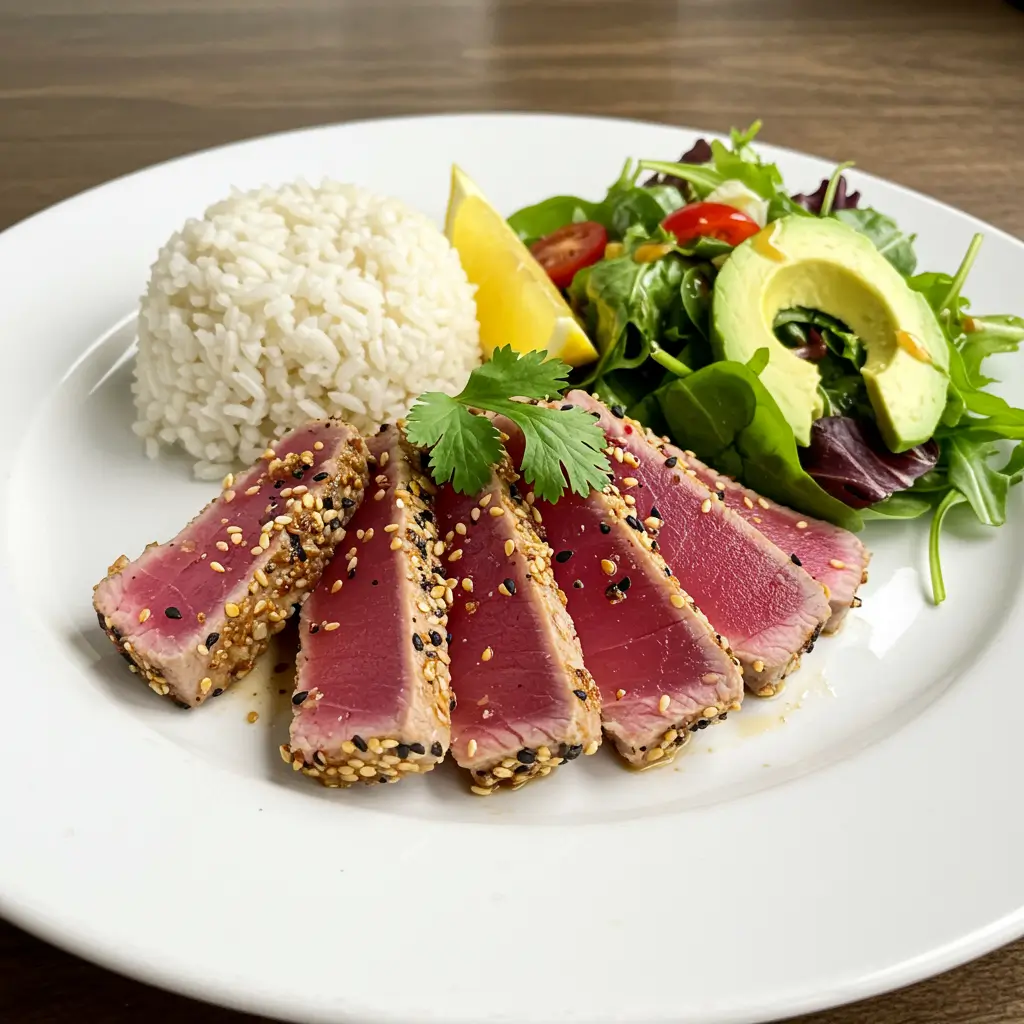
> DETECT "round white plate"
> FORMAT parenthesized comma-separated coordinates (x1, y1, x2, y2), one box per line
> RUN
(1, 113, 1023, 1024)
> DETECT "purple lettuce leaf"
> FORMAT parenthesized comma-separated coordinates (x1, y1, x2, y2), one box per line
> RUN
(800, 416, 938, 508)
(792, 176, 861, 214)
(643, 139, 714, 188)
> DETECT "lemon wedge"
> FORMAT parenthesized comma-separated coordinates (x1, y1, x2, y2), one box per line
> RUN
(444, 165, 599, 368)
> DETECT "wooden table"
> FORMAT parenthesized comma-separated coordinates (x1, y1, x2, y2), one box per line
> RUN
(1, 0, 1022, 1021)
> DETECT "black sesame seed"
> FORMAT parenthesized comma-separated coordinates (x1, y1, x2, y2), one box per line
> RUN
(371, 579, 378, 586)
(412, 634, 424, 651)
(625, 515, 643, 532)
(379, 774, 389, 783)
(566, 744, 584, 760)
(716, 490, 725, 501)
(292, 469, 305, 480)
(572, 688, 588, 701)
(420, 510, 434, 522)
(514, 763, 531, 774)
(651, 540, 659, 551)
(212, 688, 224, 697)
(610, 404, 625, 418)
(664, 456, 678, 468)
(397, 743, 411, 759)
(650, 505, 661, 520)
(289, 532, 307, 562)
(429, 630, 443, 646)
(313, 472, 329, 481)
(274, 480, 284, 489)
(379, 422, 389, 434)
(348, 568, 356, 579)
(502, 577, 517, 595)
(292, 603, 302, 616)
(664, 566, 672, 577)
(205, 632, 220, 649)
(430, 741, 443, 758)
(445, 632, 452, 644)
(719, 712, 728, 721)
(310, 624, 319, 634)
(555, 549, 574, 563)
(410, 742, 426, 755)
(599, 522, 611, 534)
(561, 403, 573, 411)
(164, 606, 182, 619)
(449, 697, 457, 712)
(790, 553, 802, 566)
(174, 700, 191, 710)
(508, 483, 519, 499)
(322, 496, 334, 510)
(352, 735, 368, 752)
(292, 691, 310, 706)
(517, 749, 536, 764)
(689, 723, 699, 732)
(341, 497, 355, 509)
(697, 718, 709, 729)
(618, 575, 631, 592)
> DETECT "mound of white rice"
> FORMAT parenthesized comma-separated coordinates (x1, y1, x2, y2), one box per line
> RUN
(133, 180, 480, 479)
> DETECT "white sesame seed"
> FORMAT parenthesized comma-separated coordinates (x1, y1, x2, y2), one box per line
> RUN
(331, 579, 343, 594)
(225, 603, 240, 618)
(455, 522, 467, 535)
(462, 577, 474, 592)
(245, 485, 260, 496)
(658, 694, 671, 714)
(757, 497, 770, 509)
(223, 490, 236, 503)
(703, 706, 718, 718)
(481, 646, 493, 662)
(389, 538, 403, 551)
(504, 539, 515, 557)
(314, 441, 324, 451)
(384, 523, 399, 533)
(471, 507, 481, 522)
(646, 747, 665, 762)
(615, 688, 626, 700)
(374, 489, 386, 501)
(467, 738, 478, 758)
(448, 548, 463, 562)
(222, 473, 235, 489)
(752, 659, 765, 673)
(138, 608, 151, 624)
(210, 561, 225, 573)
(324, 622, 340, 631)
(601, 559, 616, 575)
(489, 506, 505, 517)
(216, 540, 229, 552)
(829, 559, 846, 569)
(396, 498, 405, 508)
(470, 786, 494, 796)
(275, 515, 292, 525)
(670, 593, 685, 609)
(622, 477, 638, 488)
(613, 447, 624, 463)
(433, 541, 444, 556)
(479, 493, 492, 507)
(201, 677, 213, 693)
(379, 450, 389, 467)
(700, 498, 712, 513)
(254, 568, 269, 587)
(584, 740, 600, 756)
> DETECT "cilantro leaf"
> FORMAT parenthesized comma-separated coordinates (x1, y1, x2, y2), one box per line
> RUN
(404, 393, 502, 495)
(405, 348, 611, 501)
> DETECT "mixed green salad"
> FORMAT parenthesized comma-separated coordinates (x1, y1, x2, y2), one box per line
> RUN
(500, 122, 1024, 603)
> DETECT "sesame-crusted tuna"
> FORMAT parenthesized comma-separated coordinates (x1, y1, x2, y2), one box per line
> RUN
(93, 421, 369, 707)
(499, 419, 743, 767)
(677, 451, 869, 634)
(565, 392, 832, 696)
(437, 458, 601, 793)
(285, 426, 452, 787)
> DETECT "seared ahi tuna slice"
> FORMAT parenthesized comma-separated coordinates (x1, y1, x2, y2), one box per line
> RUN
(677, 453, 869, 634)
(286, 426, 452, 787)
(93, 421, 369, 707)
(437, 459, 601, 793)
(564, 392, 831, 696)
(499, 420, 743, 766)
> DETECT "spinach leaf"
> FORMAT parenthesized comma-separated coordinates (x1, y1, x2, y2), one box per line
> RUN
(653, 356, 863, 530)
(680, 265, 713, 339)
(832, 208, 918, 275)
(709, 139, 784, 199)
(507, 195, 599, 247)
(861, 492, 934, 520)
(635, 160, 724, 199)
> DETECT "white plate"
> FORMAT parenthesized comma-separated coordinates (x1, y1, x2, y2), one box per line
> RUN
(1, 113, 1023, 1024)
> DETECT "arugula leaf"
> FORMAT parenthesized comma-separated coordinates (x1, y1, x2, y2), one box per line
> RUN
(652, 356, 863, 530)
(405, 347, 610, 502)
(832, 208, 918, 275)
(635, 160, 725, 199)
(708, 138, 784, 200)
(929, 489, 966, 605)
(946, 434, 1011, 527)
(960, 314, 1024, 387)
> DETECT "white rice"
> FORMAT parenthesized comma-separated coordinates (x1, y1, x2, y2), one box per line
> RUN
(133, 180, 480, 479)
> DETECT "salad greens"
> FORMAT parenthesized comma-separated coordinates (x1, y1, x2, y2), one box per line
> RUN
(503, 122, 1024, 602)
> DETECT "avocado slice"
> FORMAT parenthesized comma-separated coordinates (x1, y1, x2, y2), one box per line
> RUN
(711, 215, 948, 451)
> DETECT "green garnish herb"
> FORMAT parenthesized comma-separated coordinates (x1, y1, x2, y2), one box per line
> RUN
(405, 347, 611, 502)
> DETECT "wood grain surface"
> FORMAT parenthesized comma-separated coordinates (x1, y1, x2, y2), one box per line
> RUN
(1, 0, 1023, 1021)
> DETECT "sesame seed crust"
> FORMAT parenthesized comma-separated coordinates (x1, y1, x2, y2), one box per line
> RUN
(442, 454, 602, 794)
(93, 421, 370, 707)
(288, 425, 452, 788)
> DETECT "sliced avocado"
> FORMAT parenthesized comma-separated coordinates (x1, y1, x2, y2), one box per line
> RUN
(711, 215, 948, 451)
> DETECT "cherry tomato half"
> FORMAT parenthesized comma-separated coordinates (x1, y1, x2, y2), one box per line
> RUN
(661, 202, 760, 247)
(530, 221, 608, 289)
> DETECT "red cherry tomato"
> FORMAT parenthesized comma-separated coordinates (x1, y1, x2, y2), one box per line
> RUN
(661, 202, 760, 247)
(530, 221, 608, 289)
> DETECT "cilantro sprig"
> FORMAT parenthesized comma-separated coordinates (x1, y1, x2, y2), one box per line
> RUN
(405, 347, 610, 502)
